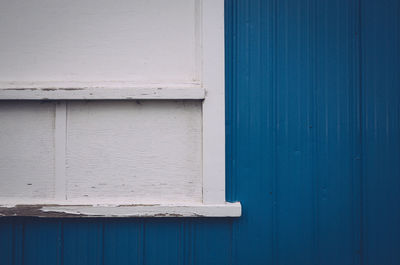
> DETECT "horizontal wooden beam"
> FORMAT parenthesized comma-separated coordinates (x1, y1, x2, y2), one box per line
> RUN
(0, 202, 241, 217)
(0, 82, 205, 100)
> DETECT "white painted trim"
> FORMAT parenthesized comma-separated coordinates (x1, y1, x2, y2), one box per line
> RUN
(0, 0, 241, 217)
(201, 0, 226, 204)
(0, 84, 205, 100)
(0, 202, 241, 217)
(54, 101, 67, 200)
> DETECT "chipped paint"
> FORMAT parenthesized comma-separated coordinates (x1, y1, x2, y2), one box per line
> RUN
(0, 203, 242, 217)
(0, 86, 205, 100)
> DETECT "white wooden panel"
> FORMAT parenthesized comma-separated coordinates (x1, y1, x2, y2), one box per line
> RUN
(202, 0, 226, 204)
(0, 0, 242, 217)
(66, 101, 202, 204)
(0, 0, 198, 84)
(0, 84, 205, 100)
(0, 102, 56, 198)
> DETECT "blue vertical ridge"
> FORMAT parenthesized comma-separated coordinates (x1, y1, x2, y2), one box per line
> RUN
(192, 219, 232, 265)
(357, 0, 364, 263)
(309, 1, 318, 261)
(143, 219, 182, 265)
(314, 1, 361, 264)
(225, 2, 239, 265)
(348, 0, 363, 264)
(141, 221, 146, 265)
(227, 1, 275, 264)
(103, 220, 143, 265)
(62, 220, 103, 265)
(12, 219, 24, 265)
(22, 219, 60, 265)
(101, 221, 104, 265)
(361, 0, 400, 263)
(272, 0, 278, 264)
(0, 218, 13, 265)
(58, 221, 64, 265)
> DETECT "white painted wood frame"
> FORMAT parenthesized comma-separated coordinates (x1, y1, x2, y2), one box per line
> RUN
(201, 0, 226, 205)
(0, 0, 241, 217)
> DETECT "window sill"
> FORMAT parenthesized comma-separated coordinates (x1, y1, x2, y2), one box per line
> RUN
(0, 202, 241, 218)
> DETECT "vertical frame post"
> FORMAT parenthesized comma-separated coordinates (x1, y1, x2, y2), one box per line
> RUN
(202, 0, 226, 204)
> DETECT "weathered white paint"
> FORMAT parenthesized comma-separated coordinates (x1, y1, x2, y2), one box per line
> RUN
(55, 101, 67, 200)
(0, 0, 241, 217)
(0, 202, 241, 217)
(0, 83, 205, 100)
(40, 202, 242, 217)
(0, 0, 199, 85)
(201, 0, 226, 204)
(66, 101, 203, 203)
(0, 102, 56, 198)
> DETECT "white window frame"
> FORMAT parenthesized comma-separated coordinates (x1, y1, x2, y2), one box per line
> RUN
(0, 0, 241, 217)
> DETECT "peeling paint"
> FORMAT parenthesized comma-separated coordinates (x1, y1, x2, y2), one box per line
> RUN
(0, 205, 88, 218)
(0, 203, 242, 218)
(0, 86, 205, 100)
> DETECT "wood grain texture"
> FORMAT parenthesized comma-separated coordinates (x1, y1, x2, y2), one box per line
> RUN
(202, 0, 226, 204)
(65, 101, 203, 204)
(0, 203, 241, 217)
(0, 86, 205, 100)
(0, 101, 56, 198)
(0, 0, 235, 216)
(0, 0, 199, 85)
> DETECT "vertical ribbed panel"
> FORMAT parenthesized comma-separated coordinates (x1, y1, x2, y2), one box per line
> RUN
(0, 1, 399, 264)
(63, 221, 103, 265)
(226, 0, 276, 264)
(103, 220, 143, 265)
(22, 219, 61, 265)
(361, 0, 400, 264)
(313, 1, 361, 264)
(0, 219, 13, 265)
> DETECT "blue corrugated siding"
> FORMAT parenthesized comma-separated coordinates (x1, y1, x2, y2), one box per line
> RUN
(0, 0, 399, 264)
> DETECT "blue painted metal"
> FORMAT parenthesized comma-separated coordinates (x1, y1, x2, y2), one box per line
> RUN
(0, 0, 399, 264)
